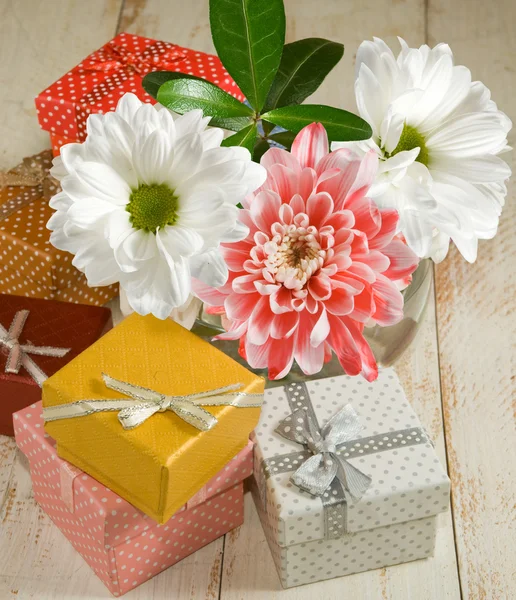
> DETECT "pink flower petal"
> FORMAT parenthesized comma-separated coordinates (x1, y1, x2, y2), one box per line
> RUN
(268, 336, 295, 380)
(310, 308, 330, 347)
(342, 317, 378, 382)
(306, 192, 334, 227)
(250, 190, 282, 233)
(291, 123, 329, 169)
(270, 286, 294, 314)
(369, 208, 399, 249)
(271, 310, 300, 339)
(343, 150, 378, 207)
(325, 315, 363, 376)
(243, 336, 270, 369)
(381, 239, 420, 282)
(323, 282, 355, 316)
(308, 274, 332, 301)
(222, 246, 252, 271)
(225, 291, 260, 321)
(346, 197, 382, 240)
(233, 273, 261, 293)
(294, 312, 326, 375)
(261, 147, 301, 173)
(192, 277, 230, 308)
(371, 273, 404, 326)
(247, 295, 274, 344)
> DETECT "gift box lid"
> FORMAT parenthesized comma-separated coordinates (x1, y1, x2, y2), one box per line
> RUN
(0, 151, 85, 292)
(42, 313, 264, 524)
(0, 293, 111, 388)
(14, 400, 253, 550)
(35, 32, 244, 141)
(252, 369, 450, 548)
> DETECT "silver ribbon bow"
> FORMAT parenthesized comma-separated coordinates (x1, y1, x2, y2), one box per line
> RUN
(42, 373, 263, 432)
(0, 310, 70, 386)
(275, 404, 372, 501)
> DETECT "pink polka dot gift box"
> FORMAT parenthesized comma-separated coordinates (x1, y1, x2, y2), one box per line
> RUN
(251, 368, 451, 588)
(13, 401, 253, 597)
(35, 32, 244, 156)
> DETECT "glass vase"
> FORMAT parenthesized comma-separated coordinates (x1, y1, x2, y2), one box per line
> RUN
(191, 259, 433, 387)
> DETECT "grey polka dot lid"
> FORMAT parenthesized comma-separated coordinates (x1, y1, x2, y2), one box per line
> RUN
(251, 368, 450, 548)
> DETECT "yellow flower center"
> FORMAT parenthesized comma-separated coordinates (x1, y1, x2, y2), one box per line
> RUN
(389, 124, 429, 166)
(126, 183, 178, 233)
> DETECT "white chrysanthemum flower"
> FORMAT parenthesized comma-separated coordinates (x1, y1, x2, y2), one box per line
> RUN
(48, 93, 266, 319)
(333, 37, 512, 263)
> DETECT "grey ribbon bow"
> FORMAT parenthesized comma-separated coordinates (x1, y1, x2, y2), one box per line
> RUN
(275, 404, 372, 501)
(0, 310, 70, 386)
(42, 373, 263, 432)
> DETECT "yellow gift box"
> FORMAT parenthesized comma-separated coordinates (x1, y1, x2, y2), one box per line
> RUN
(42, 313, 264, 523)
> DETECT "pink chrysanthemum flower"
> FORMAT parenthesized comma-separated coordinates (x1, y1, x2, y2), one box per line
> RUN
(194, 123, 419, 381)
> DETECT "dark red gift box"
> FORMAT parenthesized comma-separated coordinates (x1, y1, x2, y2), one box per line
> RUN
(0, 294, 111, 436)
(35, 32, 244, 155)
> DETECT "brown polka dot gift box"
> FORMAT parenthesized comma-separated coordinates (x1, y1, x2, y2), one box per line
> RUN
(0, 293, 111, 436)
(0, 150, 118, 305)
(251, 369, 451, 588)
(35, 32, 244, 156)
(14, 402, 253, 597)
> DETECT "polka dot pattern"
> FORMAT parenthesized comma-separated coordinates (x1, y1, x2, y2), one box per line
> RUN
(251, 368, 450, 548)
(14, 401, 252, 596)
(36, 33, 245, 152)
(251, 477, 439, 588)
(0, 176, 118, 306)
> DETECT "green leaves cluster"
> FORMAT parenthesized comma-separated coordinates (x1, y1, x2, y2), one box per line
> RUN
(142, 0, 372, 160)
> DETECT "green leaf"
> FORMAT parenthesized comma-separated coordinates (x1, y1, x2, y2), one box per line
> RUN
(263, 38, 344, 111)
(209, 0, 286, 112)
(142, 71, 202, 100)
(221, 123, 258, 153)
(157, 78, 254, 131)
(268, 130, 296, 149)
(253, 138, 271, 162)
(261, 105, 372, 141)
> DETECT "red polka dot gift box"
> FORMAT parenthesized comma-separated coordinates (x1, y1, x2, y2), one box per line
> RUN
(14, 401, 252, 597)
(35, 32, 244, 156)
(0, 293, 111, 436)
(0, 150, 118, 305)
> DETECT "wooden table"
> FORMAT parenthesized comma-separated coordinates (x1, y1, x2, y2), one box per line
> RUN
(0, 0, 514, 598)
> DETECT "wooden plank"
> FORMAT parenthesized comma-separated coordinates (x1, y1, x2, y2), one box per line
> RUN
(429, 0, 516, 597)
(218, 0, 461, 596)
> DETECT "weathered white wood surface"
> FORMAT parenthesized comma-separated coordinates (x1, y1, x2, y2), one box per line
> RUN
(0, 0, 514, 598)
(429, 1, 516, 598)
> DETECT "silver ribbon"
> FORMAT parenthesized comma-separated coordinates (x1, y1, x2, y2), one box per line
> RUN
(275, 404, 372, 501)
(42, 373, 263, 432)
(0, 310, 71, 386)
(261, 381, 431, 540)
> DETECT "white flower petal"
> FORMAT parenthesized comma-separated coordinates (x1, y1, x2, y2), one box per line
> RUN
(132, 128, 173, 185)
(63, 162, 131, 205)
(189, 248, 229, 288)
(156, 225, 204, 260)
(426, 113, 509, 158)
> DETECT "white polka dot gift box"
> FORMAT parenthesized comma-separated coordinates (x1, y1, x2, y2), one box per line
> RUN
(0, 150, 118, 305)
(34, 32, 244, 156)
(251, 369, 451, 588)
(14, 401, 253, 597)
